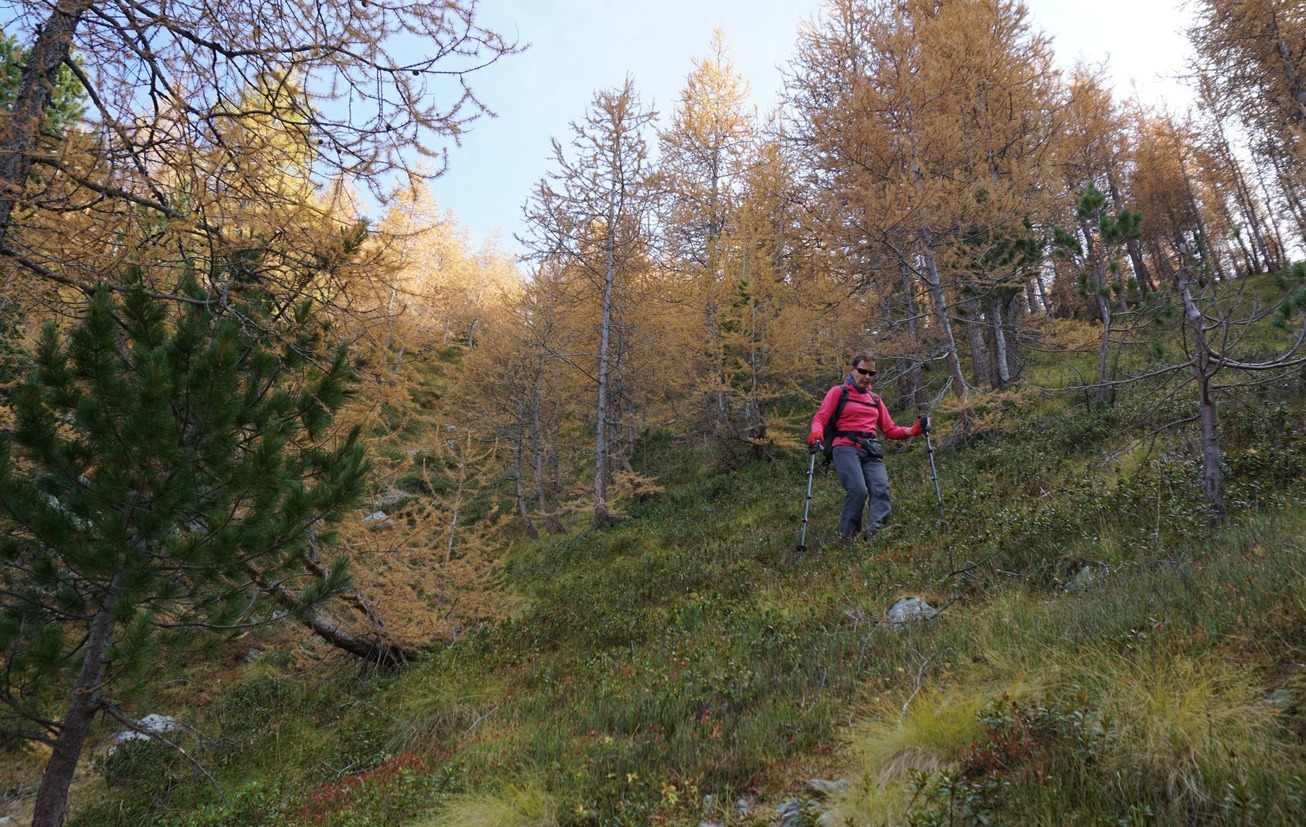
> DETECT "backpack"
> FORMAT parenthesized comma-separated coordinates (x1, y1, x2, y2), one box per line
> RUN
(821, 385, 851, 467)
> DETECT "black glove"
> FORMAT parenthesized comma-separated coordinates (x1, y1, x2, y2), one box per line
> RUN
(808, 439, 825, 455)
(917, 415, 930, 434)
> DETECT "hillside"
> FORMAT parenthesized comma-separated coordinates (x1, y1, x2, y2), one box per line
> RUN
(2, 273, 1305, 827)
(6, 0, 1306, 824)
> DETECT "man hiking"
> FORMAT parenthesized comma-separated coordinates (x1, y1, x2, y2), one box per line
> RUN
(807, 352, 928, 544)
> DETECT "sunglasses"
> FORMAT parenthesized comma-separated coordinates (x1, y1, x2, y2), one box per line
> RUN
(854, 367, 876, 377)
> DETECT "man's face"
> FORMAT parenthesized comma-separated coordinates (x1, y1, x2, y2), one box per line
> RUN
(852, 361, 876, 389)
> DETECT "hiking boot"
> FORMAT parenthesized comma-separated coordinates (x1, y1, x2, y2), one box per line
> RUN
(864, 523, 894, 543)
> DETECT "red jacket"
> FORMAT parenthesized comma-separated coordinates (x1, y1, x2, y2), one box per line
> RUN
(810, 379, 913, 448)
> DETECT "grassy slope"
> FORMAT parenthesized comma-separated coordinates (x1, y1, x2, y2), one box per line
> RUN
(5, 277, 1306, 827)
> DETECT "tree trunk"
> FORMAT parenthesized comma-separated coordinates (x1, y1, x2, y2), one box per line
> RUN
(594, 220, 616, 528)
(0, 0, 93, 240)
(1004, 296, 1022, 381)
(1085, 227, 1114, 408)
(1034, 273, 1054, 316)
(1252, 153, 1291, 266)
(990, 297, 1011, 387)
(920, 230, 969, 405)
(1147, 236, 1176, 288)
(1108, 175, 1153, 293)
(1171, 143, 1224, 283)
(963, 296, 990, 389)
(527, 379, 563, 534)
(745, 285, 766, 453)
(1095, 291, 1113, 408)
(1231, 224, 1256, 277)
(1210, 112, 1274, 273)
(512, 439, 538, 539)
(1177, 252, 1226, 525)
(252, 565, 421, 664)
(705, 297, 729, 429)
(1270, 14, 1306, 129)
(32, 592, 115, 827)
(900, 261, 928, 408)
(1270, 151, 1306, 242)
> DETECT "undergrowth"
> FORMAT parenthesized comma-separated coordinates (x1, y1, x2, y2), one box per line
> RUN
(4, 286, 1306, 827)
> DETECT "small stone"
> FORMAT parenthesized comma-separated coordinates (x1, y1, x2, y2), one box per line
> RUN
(139, 714, 178, 734)
(806, 777, 849, 797)
(1266, 689, 1294, 711)
(1066, 565, 1096, 592)
(777, 799, 809, 827)
(776, 799, 805, 818)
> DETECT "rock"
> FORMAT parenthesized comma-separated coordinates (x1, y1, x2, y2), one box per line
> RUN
(372, 487, 409, 507)
(1266, 689, 1294, 711)
(362, 510, 388, 524)
(805, 778, 848, 798)
(1065, 565, 1097, 592)
(777, 799, 815, 827)
(887, 597, 938, 624)
(696, 822, 723, 827)
(776, 800, 805, 818)
(111, 713, 179, 749)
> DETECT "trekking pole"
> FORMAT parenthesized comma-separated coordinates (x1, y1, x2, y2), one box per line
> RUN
(797, 449, 818, 552)
(921, 416, 944, 520)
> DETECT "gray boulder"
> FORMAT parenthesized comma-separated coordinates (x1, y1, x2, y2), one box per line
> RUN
(887, 596, 938, 624)
(110, 713, 179, 752)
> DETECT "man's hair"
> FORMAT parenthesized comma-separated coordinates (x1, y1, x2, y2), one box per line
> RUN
(850, 351, 877, 369)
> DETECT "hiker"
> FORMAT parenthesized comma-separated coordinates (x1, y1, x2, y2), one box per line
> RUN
(807, 352, 928, 543)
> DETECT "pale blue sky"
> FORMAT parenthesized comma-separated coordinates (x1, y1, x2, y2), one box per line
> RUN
(421, 0, 1195, 258)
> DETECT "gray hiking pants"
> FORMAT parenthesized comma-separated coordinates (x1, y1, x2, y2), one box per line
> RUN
(832, 444, 891, 539)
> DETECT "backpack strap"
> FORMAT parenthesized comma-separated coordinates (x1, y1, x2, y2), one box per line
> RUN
(831, 385, 851, 429)
(834, 392, 880, 437)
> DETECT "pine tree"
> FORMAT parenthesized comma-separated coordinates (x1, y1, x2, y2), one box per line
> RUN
(520, 78, 658, 528)
(0, 279, 367, 827)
